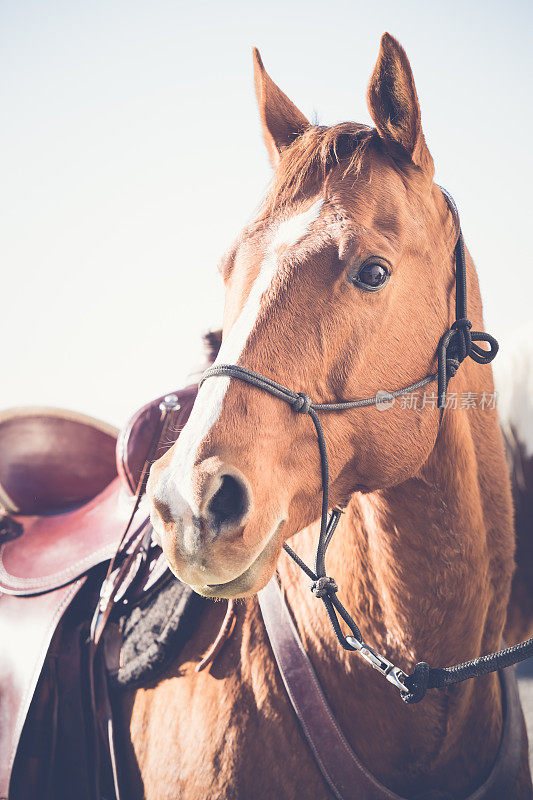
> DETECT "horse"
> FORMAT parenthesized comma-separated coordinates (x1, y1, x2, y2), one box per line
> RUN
(119, 33, 533, 798)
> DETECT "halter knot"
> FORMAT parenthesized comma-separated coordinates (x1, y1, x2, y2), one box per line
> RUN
(401, 661, 430, 704)
(445, 356, 461, 379)
(292, 393, 312, 414)
(451, 317, 473, 361)
(311, 576, 338, 598)
(437, 315, 498, 408)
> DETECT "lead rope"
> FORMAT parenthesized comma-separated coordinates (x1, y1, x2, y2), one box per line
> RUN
(199, 189, 533, 703)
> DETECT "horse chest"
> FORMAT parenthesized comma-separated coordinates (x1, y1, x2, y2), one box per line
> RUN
(123, 607, 330, 800)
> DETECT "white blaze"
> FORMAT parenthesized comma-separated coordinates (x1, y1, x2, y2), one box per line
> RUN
(158, 200, 324, 514)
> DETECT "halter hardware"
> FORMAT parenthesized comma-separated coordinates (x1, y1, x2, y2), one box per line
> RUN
(346, 637, 408, 694)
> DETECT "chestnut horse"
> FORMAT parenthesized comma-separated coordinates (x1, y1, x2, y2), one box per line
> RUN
(121, 34, 532, 798)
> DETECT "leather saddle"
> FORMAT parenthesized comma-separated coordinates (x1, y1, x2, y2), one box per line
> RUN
(0, 385, 198, 800)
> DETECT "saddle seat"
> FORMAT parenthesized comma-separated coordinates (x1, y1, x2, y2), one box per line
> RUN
(0, 407, 119, 516)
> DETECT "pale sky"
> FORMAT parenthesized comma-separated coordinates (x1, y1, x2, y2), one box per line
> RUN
(1, 0, 531, 426)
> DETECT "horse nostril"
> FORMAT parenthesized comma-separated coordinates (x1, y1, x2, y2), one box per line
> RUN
(206, 473, 250, 533)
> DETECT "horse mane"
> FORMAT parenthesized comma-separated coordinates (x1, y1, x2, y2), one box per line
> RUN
(261, 122, 377, 214)
(203, 329, 222, 362)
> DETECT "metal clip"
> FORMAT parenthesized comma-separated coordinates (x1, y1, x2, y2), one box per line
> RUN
(159, 393, 181, 414)
(346, 636, 408, 694)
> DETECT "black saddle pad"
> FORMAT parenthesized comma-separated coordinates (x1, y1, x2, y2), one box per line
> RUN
(113, 575, 207, 688)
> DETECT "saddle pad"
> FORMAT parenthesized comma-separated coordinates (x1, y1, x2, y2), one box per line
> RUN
(111, 575, 207, 688)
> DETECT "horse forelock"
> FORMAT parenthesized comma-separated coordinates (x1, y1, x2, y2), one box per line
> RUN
(259, 122, 377, 217)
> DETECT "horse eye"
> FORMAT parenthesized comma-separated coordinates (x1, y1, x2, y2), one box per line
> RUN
(351, 261, 390, 291)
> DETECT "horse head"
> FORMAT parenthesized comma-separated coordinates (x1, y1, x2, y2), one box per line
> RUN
(148, 33, 484, 598)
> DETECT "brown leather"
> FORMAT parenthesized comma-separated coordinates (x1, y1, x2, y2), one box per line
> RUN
(0, 479, 147, 595)
(0, 408, 118, 515)
(116, 384, 198, 494)
(0, 578, 85, 799)
(0, 389, 197, 523)
(0, 387, 193, 595)
(258, 577, 525, 800)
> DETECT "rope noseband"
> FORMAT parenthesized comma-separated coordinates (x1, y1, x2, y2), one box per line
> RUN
(200, 190, 532, 702)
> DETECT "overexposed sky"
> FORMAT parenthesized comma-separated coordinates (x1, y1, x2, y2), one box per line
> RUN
(1, 0, 531, 426)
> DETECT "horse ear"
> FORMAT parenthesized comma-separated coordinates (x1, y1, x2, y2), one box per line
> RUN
(252, 48, 309, 167)
(367, 33, 434, 179)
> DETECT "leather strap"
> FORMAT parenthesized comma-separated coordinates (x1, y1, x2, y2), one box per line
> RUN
(258, 577, 525, 800)
(0, 578, 85, 800)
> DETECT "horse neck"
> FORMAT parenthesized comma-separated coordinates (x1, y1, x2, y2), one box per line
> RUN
(276, 371, 514, 708)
